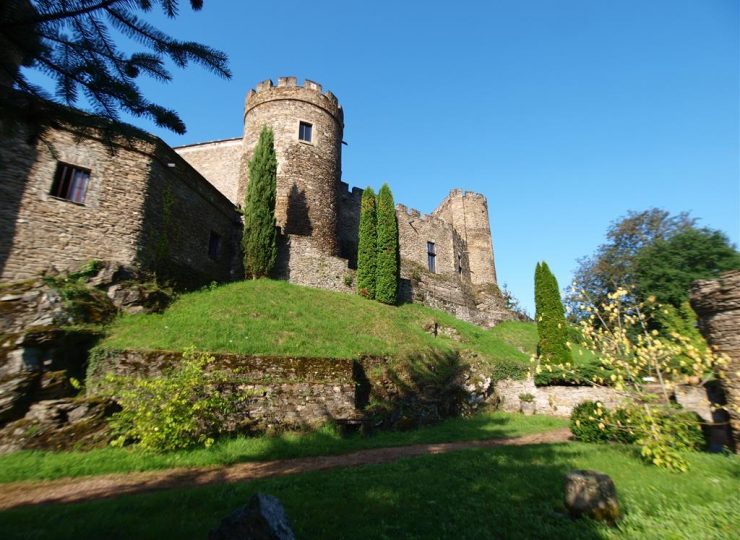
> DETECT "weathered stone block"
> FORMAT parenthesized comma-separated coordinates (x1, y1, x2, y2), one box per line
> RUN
(564, 469, 619, 524)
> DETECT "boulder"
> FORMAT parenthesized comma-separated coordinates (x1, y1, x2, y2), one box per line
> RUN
(208, 493, 296, 540)
(564, 469, 619, 524)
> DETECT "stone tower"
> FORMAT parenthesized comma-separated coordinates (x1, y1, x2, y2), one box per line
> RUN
(433, 189, 498, 285)
(240, 77, 344, 256)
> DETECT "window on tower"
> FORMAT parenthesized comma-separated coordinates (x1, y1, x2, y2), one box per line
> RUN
(427, 241, 436, 273)
(49, 162, 90, 204)
(298, 121, 312, 143)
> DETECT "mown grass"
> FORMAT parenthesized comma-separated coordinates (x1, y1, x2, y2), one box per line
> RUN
(100, 279, 533, 364)
(0, 412, 566, 483)
(1, 442, 736, 539)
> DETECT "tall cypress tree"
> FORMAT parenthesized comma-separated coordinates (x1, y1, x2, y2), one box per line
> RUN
(375, 183, 399, 304)
(242, 126, 278, 279)
(356, 187, 377, 298)
(534, 261, 571, 364)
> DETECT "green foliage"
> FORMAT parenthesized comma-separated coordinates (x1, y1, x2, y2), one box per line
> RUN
(356, 186, 377, 299)
(102, 348, 244, 451)
(634, 228, 740, 308)
(242, 127, 278, 279)
(571, 400, 705, 471)
(375, 183, 399, 304)
(534, 261, 571, 364)
(534, 362, 613, 386)
(2, 0, 231, 138)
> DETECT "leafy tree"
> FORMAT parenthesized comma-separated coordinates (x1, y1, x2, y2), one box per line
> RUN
(242, 126, 277, 279)
(0, 0, 230, 139)
(534, 261, 570, 364)
(375, 183, 399, 305)
(633, 228, 740, 307)
(356, 186, 377, 299)
(567, 208, 696, 319)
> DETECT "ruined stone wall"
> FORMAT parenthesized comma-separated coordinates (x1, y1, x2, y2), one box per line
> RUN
(138, 143, 242, 286)
(174, 138, 242, 205)
(433, 189, 497, 285)
(274, 234, 353, 293)
(690, 270, 740, 451)
(397, 204, 459, 277)
(0, 125, 149, 281)
(241, 77, 343, 256)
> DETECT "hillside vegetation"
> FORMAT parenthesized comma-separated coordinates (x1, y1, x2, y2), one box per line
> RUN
(100, 279, 535, 365)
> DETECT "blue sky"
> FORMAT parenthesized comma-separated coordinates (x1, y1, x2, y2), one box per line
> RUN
(27, 0, 739, 314)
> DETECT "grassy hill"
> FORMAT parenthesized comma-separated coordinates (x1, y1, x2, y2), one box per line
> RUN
(100, 279, 536, 367)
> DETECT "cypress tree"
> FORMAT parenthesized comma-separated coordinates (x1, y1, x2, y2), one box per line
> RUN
(356, 187, 377, 298)
(534, 261, 571, 364)
(375, 183, 399, 304)
(242, 126, 278, 279)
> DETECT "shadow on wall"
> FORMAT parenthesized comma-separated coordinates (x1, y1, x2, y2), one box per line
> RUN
(0, 127, 38, 278)
(285, 183, 312, 236)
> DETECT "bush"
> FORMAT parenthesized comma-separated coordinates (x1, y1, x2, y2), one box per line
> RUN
(102, 348, 245, 450)
(375, 183, 399, 304)
(571, 401, 704, 464)
(534, 262, 571, 364)
(535, 363, 614, 387)
(356, 187, 377, 299)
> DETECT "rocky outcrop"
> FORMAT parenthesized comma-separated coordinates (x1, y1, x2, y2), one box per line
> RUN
(690, 270, 740, 452)
(208, 493, 296, 540)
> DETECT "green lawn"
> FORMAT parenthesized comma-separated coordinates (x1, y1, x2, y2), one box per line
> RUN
(1, 442, 736, 539)
(99, 279, 535, 363)
(0, 412, 566, 483)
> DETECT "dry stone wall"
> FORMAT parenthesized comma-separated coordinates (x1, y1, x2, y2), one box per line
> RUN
(274, 235, 353, 293)
(690, 270, 740, 451)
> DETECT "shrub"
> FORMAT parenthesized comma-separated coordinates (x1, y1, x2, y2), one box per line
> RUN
(534, 262, 571, 364)
(375, 183, 399, 304)
(242, 126, 278, 279)
(356, 187, 377, 299)
(102, 348, 245, 450)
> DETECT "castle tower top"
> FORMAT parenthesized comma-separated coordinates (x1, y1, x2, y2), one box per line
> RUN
(245, 77, 344, 127)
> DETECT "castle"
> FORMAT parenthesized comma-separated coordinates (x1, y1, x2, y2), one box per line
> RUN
(0, 77, 513, 326)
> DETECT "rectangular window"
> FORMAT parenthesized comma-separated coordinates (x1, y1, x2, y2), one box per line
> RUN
(208, 231, 221, 261)
(298, 121, 312, 142)
(50, 163, 90, 204)
(427, 241, 436, 273)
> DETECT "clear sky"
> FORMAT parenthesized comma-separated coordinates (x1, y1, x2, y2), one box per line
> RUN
(26, 0, 740, 314)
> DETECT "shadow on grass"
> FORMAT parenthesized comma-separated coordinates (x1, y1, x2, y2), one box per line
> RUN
(0, 443, 611, 540)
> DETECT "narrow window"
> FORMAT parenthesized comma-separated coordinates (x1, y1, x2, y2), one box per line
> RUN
(458, 255, 463, 274)
(208, 231, 221, 260)
(298, 121, 312, 142)
(50, 163, 90, 204)
(427, 241, 436, 273)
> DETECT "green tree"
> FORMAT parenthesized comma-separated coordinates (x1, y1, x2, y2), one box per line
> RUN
(535, 261, 571, 364)
(566, 208, 696, 319)
(356, 186, 377, 299)
(242, 126, 277, 279)
(633, 228, 740, 307)
(375, 183, 399, 305)
(1, 1, 230, 138)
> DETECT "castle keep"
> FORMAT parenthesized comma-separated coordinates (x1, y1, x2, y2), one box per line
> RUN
(0, 77, 512, 326)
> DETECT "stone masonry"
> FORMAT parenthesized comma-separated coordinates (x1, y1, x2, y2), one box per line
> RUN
(690, 270, 740, 451)
(2, 77, 512, 326)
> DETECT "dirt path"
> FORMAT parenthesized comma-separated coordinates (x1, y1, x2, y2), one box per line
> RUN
(0, 428, 571, 510)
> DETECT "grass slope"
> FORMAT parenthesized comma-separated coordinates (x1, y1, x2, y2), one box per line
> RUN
(101, 279, 535, 363)
(1, 443, 737, 539)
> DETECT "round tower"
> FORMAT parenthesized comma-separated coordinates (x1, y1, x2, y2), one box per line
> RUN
(241, 77, 344, 256)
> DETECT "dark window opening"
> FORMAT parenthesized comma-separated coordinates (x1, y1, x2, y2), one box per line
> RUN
(208, 231, 221, 260)
(50, 163, 90, 204)
(298, 121, 312, 142)
(427, 241, 436, 273)
(458, 255, 463, 274)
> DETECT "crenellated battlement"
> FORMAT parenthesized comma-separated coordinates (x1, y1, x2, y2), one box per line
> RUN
(396, 203, 451, 228)
(245, 76, 343, 125)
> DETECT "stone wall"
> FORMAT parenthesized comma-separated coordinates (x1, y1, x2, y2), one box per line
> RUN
(139, 142, 242, 286)
(337, 182, 363, 268)
(0, 122, 241, 287)
(241, 78, 343, 256)
(397, 204, 460, 277)
(274, 234, 354, 293)
(690, 270, 740, 451)
(0, 125, 149, 280)
(174, 138, 242, 205)
(89, 349, 360, 429)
